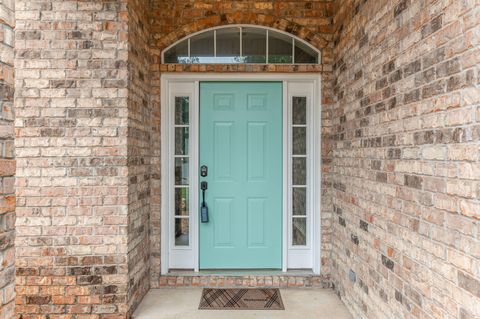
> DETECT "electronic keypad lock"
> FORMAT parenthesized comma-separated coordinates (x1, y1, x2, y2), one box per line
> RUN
(201, 165, 208, 177)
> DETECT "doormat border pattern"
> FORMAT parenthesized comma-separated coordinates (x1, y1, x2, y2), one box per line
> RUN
(199, 288, 285, 310)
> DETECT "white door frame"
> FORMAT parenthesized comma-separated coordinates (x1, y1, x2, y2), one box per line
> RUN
(160, 73, 322, 275)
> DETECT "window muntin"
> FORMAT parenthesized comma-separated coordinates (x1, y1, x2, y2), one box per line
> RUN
(163, 26, 319, 64)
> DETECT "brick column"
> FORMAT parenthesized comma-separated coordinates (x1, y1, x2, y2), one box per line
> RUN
(15, 1, 131, 318)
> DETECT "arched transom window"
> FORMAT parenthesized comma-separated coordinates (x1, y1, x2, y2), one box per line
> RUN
(162, 25, 320, 64)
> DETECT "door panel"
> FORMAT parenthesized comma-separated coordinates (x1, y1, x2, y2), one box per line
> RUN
(199, 82, 282, 269)
(247, 198, 266, 247)
(213, 122, 233, 179)
(213, 198, 233, 247)
(247, 122, 266, 180)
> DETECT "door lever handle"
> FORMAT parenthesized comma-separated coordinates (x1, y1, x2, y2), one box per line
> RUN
(201, 181, 209, 223)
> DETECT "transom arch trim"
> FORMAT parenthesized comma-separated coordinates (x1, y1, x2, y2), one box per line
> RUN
(157, 14, 327, 64)
(158, 15, 327, 50)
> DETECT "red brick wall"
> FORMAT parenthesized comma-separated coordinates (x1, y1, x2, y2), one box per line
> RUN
(11, 1, 480, 318)
(332, 0, 480, 317)
(14, 1, 131, 318)
(0, 1, 15, 318)
(11, 0, 337, 316)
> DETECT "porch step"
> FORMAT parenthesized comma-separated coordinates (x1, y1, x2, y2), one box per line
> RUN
(157, 270, 330, 288)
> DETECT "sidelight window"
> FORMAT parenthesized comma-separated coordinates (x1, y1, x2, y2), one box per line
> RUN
(291, 96, 308, 246)
(173, 96, 190, 246)
(163, 25, 320, 64)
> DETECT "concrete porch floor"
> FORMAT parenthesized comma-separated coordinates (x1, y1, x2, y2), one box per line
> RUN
(133, 288, 353, 319)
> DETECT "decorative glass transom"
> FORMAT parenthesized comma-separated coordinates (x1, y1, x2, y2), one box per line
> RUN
(163, 25, 320, 64)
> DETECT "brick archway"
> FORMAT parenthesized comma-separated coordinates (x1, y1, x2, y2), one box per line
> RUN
(150, 5, 331, 295)
(156, 12, 329, 53)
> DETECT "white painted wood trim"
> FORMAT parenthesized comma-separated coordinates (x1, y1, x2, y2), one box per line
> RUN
(313, 77, 322, 275)
(162, 73, 321, 81)
(286, 82, 315, 270)
(160, 76, 169, 275)
(282, 81, 288, 273)
(192, 81, 200, 272)
(165, 82, 196, 270)
(160, 73, 322, 275)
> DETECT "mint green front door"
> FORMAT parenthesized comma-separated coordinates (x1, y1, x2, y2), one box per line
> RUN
(199, 82, 283, 269)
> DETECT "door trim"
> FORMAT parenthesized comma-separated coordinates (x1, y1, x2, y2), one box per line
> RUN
(161, 73, 322, 275)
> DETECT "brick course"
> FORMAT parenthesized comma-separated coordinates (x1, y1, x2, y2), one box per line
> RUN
(332, 0, 480, 318)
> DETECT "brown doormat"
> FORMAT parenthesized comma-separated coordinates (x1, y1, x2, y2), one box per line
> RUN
(199, 288, 284, 310)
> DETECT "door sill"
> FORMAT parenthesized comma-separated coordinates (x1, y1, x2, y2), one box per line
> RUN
(158, 269, 327, 288)
(167, 269, 314, 276)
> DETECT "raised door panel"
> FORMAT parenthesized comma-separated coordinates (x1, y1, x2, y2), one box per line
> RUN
(247, 198, 266, 247)
(213, 122, 233, 180)
(247, 122, 267, 181)
(213, 198, 234, 247)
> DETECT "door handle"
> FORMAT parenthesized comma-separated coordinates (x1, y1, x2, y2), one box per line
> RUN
(201, 181, 209, 223)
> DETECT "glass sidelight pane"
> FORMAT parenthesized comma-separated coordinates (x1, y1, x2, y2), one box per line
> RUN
(175, 97, 189, 125)
(175, 188, 189, 216)
(293, 187, 306, 216)
(268, 30, 293, 63)
(175, 157, 189, 185)
(175, 218, 189, 246)
(292, 97, 307, 124)
(292, 157, 306, 185)
(292, 218, 306, 246)
(242, 27, 267, 63)
(216, 27, 241, 63)
(175, 127, 189, 155)
(294, 40, 318, 64)
(290, 94, 309, 248)
(292, 127, 306, 155)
